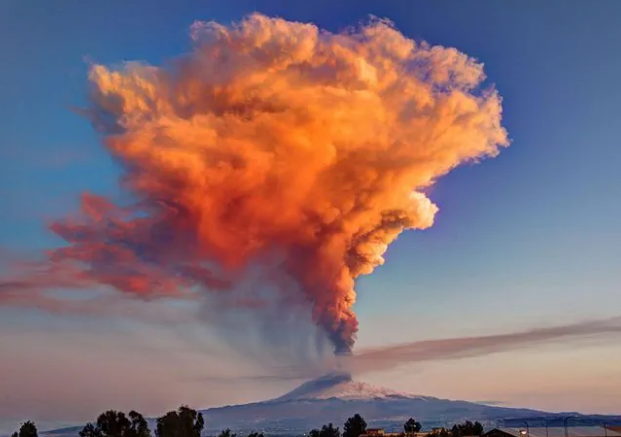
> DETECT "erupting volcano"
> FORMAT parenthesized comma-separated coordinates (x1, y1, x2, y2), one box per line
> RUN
(272, 372, 416, 401)
(0, 13, 508, 355)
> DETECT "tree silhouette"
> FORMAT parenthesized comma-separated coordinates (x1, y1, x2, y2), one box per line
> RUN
(17, 422, 38, 437)
(343, 414, 367, 437)
(128, 411, 151, 437)
(80, 423, 103, 437)
(320, 423, 341, 437)
(80, 411, 149, 437)
(246, 433, 264, 437)
(156, 406, 204, 437)
(450, 421, 484, 437)
(472, 423, 484, 436)
(404, 418, 422, 433)
(308, 424, 340, 437)
(96, 411, 132, 437)
(217, 430, 236, 437)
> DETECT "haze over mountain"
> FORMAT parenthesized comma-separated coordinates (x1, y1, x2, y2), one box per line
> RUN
(37, 373, 621, 436)
(195, 373, 548, 432)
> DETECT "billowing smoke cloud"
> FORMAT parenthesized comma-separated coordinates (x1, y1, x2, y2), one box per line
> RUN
(0, 14, 508, 353)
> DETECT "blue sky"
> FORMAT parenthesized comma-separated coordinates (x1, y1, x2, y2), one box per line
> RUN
(1, 0, 621, 432)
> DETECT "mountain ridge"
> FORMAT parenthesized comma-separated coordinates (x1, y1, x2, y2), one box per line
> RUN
(189, 373, 621, 432)
(35, 374, 621, 436)
(271, 372, 426, 402)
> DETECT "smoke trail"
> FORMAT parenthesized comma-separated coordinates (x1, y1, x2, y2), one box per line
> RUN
(344, 317, 621, 373)
(0, 14, 508, 353)
(185, 317, 621, 382)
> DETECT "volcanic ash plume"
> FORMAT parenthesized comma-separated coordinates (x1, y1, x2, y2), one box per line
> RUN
(1, 14, 508, 353)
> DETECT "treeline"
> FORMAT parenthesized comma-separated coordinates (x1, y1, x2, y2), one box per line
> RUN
(8, 408, 484, 437)
(309, 415, 483, 437)
(428, 421, 485, 437)
(7, 407, 257, 437)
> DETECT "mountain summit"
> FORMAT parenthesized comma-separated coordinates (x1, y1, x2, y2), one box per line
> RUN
(39, 374, 621, 436)
(274, 372, 421, 401)
(194, 374, 552, 432)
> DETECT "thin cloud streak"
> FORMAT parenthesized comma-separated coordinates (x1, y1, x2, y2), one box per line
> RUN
(185, 317, 621, 383)
(345, 317, 621, 373)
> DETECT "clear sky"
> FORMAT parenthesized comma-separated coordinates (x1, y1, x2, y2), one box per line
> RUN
(1, 0, 621, 433)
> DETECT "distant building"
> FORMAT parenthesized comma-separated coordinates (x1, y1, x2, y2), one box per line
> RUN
(482, 427, 621, 437)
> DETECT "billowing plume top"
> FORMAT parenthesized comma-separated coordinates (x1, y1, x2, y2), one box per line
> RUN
(0, 14, 508, 354)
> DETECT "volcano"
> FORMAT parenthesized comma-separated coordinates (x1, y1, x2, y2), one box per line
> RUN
(192, 374, 554, 432)
(272, 373, 420, 401)
(39, 374, 621, 436)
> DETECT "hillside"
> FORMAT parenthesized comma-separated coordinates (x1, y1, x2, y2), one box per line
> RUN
(39, 373, 621, 436)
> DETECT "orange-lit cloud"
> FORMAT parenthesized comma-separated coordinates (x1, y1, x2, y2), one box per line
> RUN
(0, 14, 508, 353)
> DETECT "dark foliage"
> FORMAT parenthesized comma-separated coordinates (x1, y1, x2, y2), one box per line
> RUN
(344, 414, 367, 437)
(404, 418, 422, 433)
(156, 406, 204, 437)
(20, 408, 490, 437)
(79, 423, 103, 437)
(13, 422, 38, 437)
(450, 421, 484, 437)
(97, 411, 131, 437)
(80, 410, 151, 437)
(128, 411, 151, 437)
(309, 423, 341, 437)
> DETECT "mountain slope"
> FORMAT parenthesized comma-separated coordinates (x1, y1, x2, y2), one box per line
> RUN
(38, 373, 621, 436)
(272, 372, 421, 401)
(198, 373, 546, 432)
